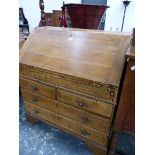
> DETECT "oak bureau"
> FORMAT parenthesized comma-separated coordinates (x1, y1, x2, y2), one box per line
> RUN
(19, 26, 132, 155)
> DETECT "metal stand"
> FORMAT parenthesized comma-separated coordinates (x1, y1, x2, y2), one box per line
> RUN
(121, 0, 131, 32)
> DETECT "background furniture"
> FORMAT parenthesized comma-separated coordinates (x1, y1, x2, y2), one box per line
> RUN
(39, 0, 54, 26)
(121, 0, 132, 32)
(109, 28, 135, 155)
(53, 10, 62, 27)
(19, 8, 29, 38)
(19, 27, 131, 155)
(39, 0, 70, 27)
(63, 4, 109, 29)
(39, 0, 108, 29)
(81, 0, 108, 30)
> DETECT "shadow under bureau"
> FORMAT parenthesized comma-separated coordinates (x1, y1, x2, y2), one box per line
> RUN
(19, 27, 131, 155)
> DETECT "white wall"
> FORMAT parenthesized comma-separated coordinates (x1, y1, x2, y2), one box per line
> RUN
(19, 0, 80, 32)
(105, 0, 135, 32)
(19, 0, 135, 32)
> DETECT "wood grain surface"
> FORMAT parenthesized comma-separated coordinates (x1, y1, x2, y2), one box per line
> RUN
(19, 27, 132, 154)
(25, 101, 108, 146)
(21, 89, 111, 133)
(57, 88, 114, 118)
(19, 65, 118, 102)
(20, 77, 56, 99)
(20, 26, 131, 86)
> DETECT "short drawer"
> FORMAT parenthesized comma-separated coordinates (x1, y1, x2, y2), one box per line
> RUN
(20, 78, 56, 99)
(57, 89, 114, 118)
(22, 90, 111, 133)
(25, 101, 108, 146)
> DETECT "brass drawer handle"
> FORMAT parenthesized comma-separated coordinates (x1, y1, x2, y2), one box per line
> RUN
(81, 117, 89, 123)
(77, 101, 86, 107)
(32, 110, 39, 115)
(31, 97, 38, 103)
(80, 130, 90, 136)
(31, 86, 38, 91)
(107, 85, 115, 97)
(92, 83, 102, 88)
(110, 91, 114, 96)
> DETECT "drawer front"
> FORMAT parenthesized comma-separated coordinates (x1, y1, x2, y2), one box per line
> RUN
(25, 101, 108, 146)
(22, 90, 111, 133)
(57, 89, 114, 118)
(20, 64, 118, 103)
(20, 78, 56, 99)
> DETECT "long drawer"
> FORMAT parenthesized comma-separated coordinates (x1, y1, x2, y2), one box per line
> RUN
(22, 89, 111, 133)
(20, 64, 118, 103)
(25, 101, 108, 146)
(20, 77, 56, 99)
(57, 88, 114, 118)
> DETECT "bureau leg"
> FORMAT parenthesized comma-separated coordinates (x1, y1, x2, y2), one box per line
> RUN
(85, 142, 107, 155)
(25, 112, 39, 124)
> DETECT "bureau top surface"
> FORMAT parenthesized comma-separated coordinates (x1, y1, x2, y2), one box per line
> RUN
(20, 26, 131, 86)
